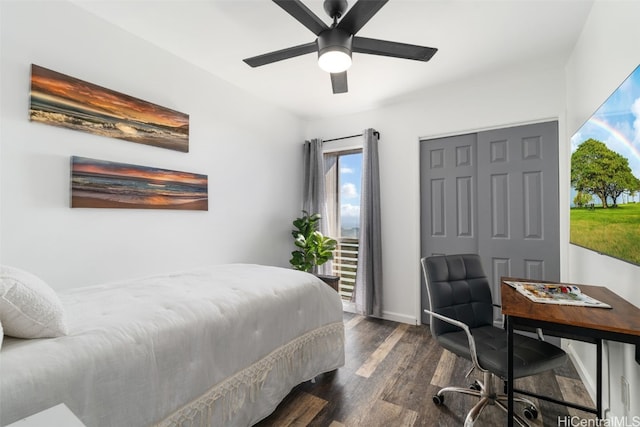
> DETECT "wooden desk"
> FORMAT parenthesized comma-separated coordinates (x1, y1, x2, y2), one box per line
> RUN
(501, 278, 640, 427)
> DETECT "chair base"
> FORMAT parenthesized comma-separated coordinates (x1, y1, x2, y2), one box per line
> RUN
(433, 371, 537, 427)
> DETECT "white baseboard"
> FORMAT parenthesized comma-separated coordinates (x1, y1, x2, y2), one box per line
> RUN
(341, 302, 418, 325)
(382, 310, 418, 325)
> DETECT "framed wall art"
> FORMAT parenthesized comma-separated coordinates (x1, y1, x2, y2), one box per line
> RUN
(30, 64, 189, 152)
(570, 64, 640, 265)
(71, 156, 207, 211)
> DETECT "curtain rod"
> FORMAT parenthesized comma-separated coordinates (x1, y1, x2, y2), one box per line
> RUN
(323, 130, 380, 143)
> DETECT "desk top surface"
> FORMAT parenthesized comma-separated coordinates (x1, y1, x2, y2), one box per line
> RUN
(501, 277, 640, 337)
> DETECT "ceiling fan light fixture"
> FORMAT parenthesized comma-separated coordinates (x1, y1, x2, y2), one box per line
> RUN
(318, 49, 352, 73)
(317, 29, 353, 73)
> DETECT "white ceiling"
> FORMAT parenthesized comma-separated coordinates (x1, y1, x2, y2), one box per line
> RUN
(72, 0, 594, 121)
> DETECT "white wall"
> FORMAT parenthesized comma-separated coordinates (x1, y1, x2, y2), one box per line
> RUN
(0, 1, 304, 289)
(565, 1, 640, 419)
(305, 57, 568, 324)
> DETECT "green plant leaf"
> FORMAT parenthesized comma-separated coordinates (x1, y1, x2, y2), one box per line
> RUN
(289, 210, 336, 270)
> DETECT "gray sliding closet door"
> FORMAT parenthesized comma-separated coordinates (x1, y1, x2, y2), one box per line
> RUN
(420, 121, 559, 324)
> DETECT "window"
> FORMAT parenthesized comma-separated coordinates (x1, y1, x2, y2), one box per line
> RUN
(324, 149, 362, 300)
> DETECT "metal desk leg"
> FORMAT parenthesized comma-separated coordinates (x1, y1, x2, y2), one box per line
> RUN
(507, 315, 514, 427)
(597, 339, 602, 419)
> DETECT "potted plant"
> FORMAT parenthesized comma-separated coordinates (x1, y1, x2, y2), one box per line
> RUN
(289, 210, 337, 274)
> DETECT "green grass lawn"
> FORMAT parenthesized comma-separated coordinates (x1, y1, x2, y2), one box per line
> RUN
(570, 203, 640, 265)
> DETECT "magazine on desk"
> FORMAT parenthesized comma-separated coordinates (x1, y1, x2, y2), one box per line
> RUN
(504, 281, 612, 308)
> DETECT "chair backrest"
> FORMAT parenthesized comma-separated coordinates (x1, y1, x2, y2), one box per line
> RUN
(421, 254, 494, 338)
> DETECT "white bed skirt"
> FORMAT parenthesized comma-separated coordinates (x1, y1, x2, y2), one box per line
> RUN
(158, 321, 344, 427)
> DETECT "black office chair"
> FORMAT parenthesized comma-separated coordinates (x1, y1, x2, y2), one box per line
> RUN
(421, 254, 568, 426)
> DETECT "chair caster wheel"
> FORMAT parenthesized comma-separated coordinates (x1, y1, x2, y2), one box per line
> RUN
(469, 381, 481, 391)
(523, 405, 538, 419)
(433, 394, 445, 405)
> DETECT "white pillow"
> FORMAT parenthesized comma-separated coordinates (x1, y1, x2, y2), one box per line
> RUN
(0, 265, 68, 338)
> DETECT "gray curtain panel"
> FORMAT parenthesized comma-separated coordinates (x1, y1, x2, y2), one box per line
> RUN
(354, 129, 383, 317)
(302, 138, 331, 275)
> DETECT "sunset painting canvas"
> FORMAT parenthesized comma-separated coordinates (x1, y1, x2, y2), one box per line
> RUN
(71, 157, 208, 210)
(30, 64, 189, 152)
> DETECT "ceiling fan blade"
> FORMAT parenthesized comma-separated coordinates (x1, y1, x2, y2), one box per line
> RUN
(353, 37, 437, 62)
(331, 72, 348, 94)
(243, 41, 317, 67)
(336, 0, 388, 35)
(273, 0, 329, 36)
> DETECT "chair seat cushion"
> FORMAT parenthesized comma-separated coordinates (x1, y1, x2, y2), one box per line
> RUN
(437, 325, 567, 379)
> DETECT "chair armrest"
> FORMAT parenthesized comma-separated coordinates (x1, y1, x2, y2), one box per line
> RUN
(492, 301, 544, 340)
(424, 309, 488, 373)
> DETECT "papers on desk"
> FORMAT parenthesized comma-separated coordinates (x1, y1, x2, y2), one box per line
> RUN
(504, 281, 612, 308)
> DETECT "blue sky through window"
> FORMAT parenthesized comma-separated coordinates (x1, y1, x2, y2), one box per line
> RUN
(339, 152, 362, 233)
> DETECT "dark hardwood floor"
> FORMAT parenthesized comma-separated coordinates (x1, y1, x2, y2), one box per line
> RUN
(255, 313, 595, 426)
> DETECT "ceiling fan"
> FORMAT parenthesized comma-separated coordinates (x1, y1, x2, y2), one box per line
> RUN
(243, 0, 438, 94)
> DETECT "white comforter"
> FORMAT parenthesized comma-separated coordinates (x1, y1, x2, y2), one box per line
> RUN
(0, 264, 345, 427)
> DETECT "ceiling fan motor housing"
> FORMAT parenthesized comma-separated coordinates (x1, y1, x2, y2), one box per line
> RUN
(317, 28, 353, 60)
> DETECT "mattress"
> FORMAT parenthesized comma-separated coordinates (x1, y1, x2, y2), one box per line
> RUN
(0, 264, 345, 426)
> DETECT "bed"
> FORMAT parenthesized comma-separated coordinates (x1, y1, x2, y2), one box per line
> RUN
(0, 263, 345, 427)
